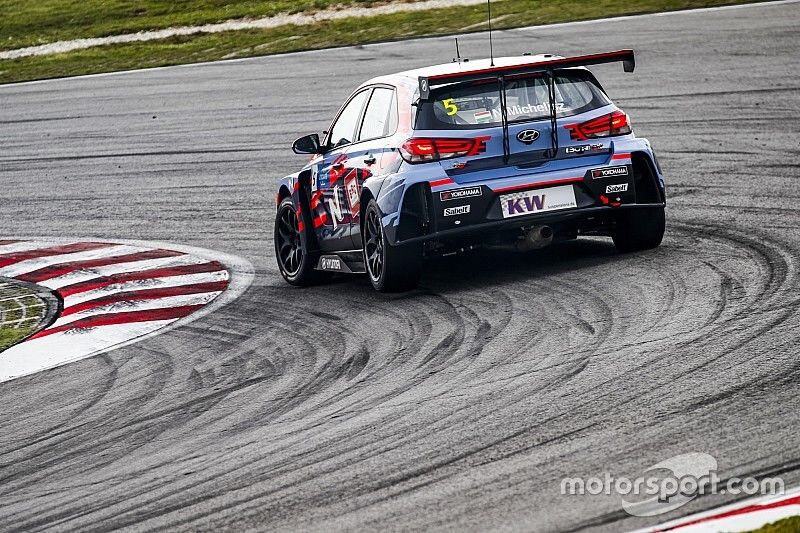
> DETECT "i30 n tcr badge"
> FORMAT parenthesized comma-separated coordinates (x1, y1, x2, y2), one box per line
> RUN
(274, 49, 666, 292)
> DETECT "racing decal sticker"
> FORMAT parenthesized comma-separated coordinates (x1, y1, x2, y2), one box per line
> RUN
(440, 186, 482, 202)
(345, 172, 361, 218)
(592, 166, 629, 179)
(0, 238, 252, 383)
(474, 110, 493, 124)
(500, 184, 577, 218)
(605, 183, 629, 194)
(443, 205, 470, 217)
(566, 143, 604, 154)
(319, 256, 343, 271)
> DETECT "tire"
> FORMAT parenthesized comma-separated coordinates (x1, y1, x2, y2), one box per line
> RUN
(612, 206, 666, 253)
(363, 199, 423, 292)
(274, 197, 327, 286)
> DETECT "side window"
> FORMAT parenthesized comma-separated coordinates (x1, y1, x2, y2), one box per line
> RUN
(328, 90, 369, 148)
(358, 87, 397, 141)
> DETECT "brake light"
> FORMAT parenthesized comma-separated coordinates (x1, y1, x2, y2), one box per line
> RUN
(565, 111, 631, 141)
(400, 136, 490, 163)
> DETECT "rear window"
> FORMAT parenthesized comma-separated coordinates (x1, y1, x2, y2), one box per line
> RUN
(416, 70, 610, 130)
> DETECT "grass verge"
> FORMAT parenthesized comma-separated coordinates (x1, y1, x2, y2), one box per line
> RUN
(0, 0, 766, 84)
(0, 281, 49, 352)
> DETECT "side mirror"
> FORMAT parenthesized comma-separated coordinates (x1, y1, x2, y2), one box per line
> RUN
(292, 133, 322, 154)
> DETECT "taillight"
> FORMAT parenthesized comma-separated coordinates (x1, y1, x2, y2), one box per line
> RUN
(565, 111, 631, 141)
(400, 136, 490, 163)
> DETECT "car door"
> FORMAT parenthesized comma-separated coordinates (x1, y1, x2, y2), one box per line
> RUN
(344, 86, 398, 248)
(309, 89, 370, 251)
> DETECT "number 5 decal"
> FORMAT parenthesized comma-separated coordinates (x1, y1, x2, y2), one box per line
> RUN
(443, 98, 458, 116)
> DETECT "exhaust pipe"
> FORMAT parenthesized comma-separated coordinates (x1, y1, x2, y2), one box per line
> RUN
(485, 225, 555, 252)
(515, 225, 554, 251)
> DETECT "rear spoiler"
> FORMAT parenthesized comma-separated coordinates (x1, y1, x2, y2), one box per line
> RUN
(417, 49, 635, 100)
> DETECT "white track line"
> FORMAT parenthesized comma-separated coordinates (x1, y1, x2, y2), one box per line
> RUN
(51, 291, 222, 328)
(0, 320, 177, 379)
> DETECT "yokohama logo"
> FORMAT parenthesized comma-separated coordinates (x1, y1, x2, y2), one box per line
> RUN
(592, 166, 629, 179)
(440, 187, 482, 201)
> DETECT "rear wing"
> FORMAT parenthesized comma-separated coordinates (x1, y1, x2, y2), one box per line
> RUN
(417, 49, 635, 100)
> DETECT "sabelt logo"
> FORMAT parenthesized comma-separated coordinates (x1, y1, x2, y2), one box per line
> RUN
(592, 166, 629, 179)
(320, 257, 342, 271)
(605, 183, 629, 194)
(440, 187, 482, 201)
(443, 205, 470, 217)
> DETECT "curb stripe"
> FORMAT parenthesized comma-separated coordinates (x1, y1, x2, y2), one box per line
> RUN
(41, 255, 208, 290)
(60, 280, 229, 317)
(0, 242, 115, 268)
(31, 304, 205, 339)
(17, 249, 185, 283)
(52, 292, 221, 328)
(57, 261, 227, 297)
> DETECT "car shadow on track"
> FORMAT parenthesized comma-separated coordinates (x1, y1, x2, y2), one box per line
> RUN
(315, 236, 665, 299)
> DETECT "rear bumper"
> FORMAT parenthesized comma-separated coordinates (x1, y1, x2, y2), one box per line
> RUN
(384, 148, 666, 247)
(387, 202, 664, 246)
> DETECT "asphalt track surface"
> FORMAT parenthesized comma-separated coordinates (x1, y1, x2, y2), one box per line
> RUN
(1, 2, 799, 531)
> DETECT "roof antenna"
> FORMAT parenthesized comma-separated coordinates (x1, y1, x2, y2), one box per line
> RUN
(454, 37, 461, 62)
(487, 0, 495, 66)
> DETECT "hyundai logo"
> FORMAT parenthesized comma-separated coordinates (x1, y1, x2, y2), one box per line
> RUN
(516, 129, 540, 144)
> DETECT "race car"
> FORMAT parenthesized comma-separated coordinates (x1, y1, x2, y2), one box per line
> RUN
(274, 49, 666, 292)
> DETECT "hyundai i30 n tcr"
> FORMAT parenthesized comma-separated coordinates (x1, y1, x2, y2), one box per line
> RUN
(274, 49, 666, 292)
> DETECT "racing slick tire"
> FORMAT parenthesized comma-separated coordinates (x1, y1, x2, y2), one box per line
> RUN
(612, 206, 666, 253)
(363, 199, 422, 292)
(275, 197, 328, 286)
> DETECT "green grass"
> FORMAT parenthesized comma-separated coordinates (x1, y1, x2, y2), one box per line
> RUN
(0, 0, 766, 84)
(745, 515, 800, 533)
(0, 0, 391, 50)
(0, 283, 48, 351)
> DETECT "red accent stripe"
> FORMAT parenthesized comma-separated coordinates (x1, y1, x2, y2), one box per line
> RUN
(663, 495, 800, 531)
(611, 153, 631, 160)
(61, 280, 228, 317)
(493, 176, 584, 194)
(310, 191, 323, 209)
(0, 242, 115, 269)
(57, 261, 227, 298)
(16, 249, 184, 283)
(430, 178, 455, 188)
(31, 305, 204, 339)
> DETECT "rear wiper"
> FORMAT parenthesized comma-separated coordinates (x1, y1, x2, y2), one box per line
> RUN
(498, 76, 511, 165)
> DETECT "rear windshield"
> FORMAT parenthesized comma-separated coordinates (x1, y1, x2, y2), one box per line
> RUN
(416, 69, 610, 130)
